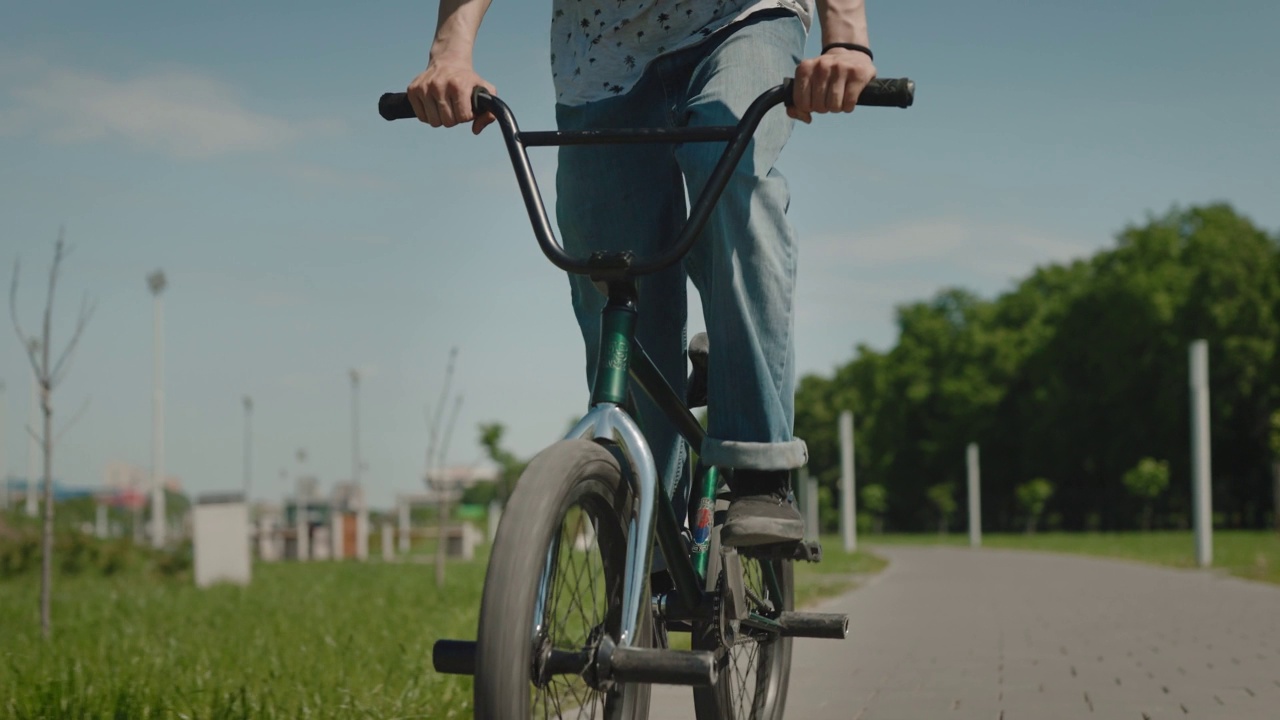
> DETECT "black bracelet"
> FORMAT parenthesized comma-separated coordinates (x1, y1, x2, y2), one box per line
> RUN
(821, 42, 873, 61)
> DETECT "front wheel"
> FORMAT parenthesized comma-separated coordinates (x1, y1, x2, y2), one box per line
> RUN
(475, 439, 651, 719)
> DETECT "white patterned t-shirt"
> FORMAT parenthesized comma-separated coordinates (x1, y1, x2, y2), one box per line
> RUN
(550, 0, 813, 106)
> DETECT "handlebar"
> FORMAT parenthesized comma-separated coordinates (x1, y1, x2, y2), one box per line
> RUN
(378, 78, 914, 280)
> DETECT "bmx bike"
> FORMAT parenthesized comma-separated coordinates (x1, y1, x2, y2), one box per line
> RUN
(379, 76, 913, 719)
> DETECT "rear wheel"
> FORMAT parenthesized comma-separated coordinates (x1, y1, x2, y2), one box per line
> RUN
(693, 555, 794, 720)
(475, 439, 651, 719)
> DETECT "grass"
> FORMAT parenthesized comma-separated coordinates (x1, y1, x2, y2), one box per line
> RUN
(0, 530, 890, 718)
(1, 556, 488, 719)
(869, 529, 1280, 585)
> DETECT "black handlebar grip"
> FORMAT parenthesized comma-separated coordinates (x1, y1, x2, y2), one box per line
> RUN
(379, 92, 415, 121)
(858, 78, 915, 108)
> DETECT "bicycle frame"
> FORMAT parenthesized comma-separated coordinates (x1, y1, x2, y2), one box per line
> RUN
(474, 84, 805, 650)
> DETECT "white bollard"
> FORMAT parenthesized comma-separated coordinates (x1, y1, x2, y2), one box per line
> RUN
(296, 504, 309, 561)
(1190, 340, 1213, 567)
(488, 500, 503, 543)
(840, 410, 856, 553)
(805, 475, 819, 543)
(967, 443, 982, 548)
(356, 506, 369, 561)
(398, 501, 410, 553)
(331, 511, 343, 561)
(193, 494, 251, 588)
(382, 523, 394, 561)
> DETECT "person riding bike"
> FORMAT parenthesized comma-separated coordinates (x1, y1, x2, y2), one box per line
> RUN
(407, 0, 877, 547)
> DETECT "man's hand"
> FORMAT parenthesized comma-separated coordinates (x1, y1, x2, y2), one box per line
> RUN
(407, 61, 497, 134)
(788, 49, 876, 124)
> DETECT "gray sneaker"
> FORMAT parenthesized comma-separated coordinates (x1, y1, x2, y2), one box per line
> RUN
(720, 487, 805, 548)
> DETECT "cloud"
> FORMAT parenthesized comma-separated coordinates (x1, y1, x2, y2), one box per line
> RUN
(0, 60, 340, 158)
(806, 217, 1094, 281)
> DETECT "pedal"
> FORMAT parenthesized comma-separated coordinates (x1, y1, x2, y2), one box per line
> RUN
(776, 611, 848, 639)
(433, 639, 476, 675)
(741, 540, 823, 563)
(596, 636, 715, 686)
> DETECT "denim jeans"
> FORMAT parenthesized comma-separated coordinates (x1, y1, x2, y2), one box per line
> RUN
(556, 11, 809, 514)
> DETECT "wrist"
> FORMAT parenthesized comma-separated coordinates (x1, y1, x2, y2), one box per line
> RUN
(821, 42, 873, 61)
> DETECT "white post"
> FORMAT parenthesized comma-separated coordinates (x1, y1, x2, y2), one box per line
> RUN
(381, 522, 394, 561)
(356, 506, 369, 561)
(26, 372, 39, 516)
(331, 508, 343, 560)
(1190, 340, 1213, 567)
(296, 502, 310, 561)
(0, 380, 6, 511)
(398, 500, 410, 553)
(95, 502, 108, 539)
(148, 271, 167, 548)
(840, 410, 856, 553)
(967, 443, 982, 548)
(805, 474, 819, 543)
(487, 499, 502, 543)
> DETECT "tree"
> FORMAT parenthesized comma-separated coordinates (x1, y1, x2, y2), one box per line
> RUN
(9, 232, 94, 638)
(1122, 457, 1170, 530)
(479, 422, 528, 501)
(860, 483, 888, 534)
(926, 483, 957, 535)
(1015, 478, 1055, 535)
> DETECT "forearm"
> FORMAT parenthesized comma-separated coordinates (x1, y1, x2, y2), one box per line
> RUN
(430, 0, 492, 64)
(815, 0, 870, 47)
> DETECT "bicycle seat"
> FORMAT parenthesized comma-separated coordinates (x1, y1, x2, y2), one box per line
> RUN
(687, 332, 709, 409)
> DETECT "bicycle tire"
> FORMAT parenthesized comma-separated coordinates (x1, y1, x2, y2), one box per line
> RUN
(693, 555, 794, 720)
(475, 438, 652, 719)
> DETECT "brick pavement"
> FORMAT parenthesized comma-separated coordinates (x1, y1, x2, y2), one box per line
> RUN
(650, 545, 1280, 719)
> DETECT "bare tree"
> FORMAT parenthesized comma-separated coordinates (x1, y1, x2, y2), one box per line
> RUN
(424, 347, 463, 588)
(9, 231, 95, 639)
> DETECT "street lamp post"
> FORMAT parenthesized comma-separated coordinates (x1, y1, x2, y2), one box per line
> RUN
(148, 270, 167, 548)
(350, 369, 367, 559)
(243, 396, 253, 500)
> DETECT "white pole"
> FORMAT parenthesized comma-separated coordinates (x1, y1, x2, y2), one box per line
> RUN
(805, 474, 819, 543)
(840, 410, 856, 553)
(350, 370, 367, 560)
(242, 396, 253, 500)
(296, 502, 309, 561)
(1190, 340, 1213, 567)
(398, 499, 410, 553)
(382, 522, 394, 561)
(26, 369, 38, 517)
(967, 443, 982, 548)
(149, 271, 167, 548)
(0, 380, 6, 511)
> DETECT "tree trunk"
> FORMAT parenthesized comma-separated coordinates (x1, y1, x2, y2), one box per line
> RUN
(39, 383, 53, 639)
(435, 495, 448, 588)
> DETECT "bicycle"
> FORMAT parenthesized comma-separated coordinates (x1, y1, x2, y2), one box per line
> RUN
(378, 77, 913, 719)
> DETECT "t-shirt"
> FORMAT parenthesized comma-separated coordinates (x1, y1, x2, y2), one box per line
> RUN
(550, 0, 813, 106)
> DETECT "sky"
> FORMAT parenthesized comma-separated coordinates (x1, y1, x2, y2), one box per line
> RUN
(1, 1, 1277, 510)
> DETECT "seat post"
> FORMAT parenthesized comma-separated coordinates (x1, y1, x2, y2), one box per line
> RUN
(590, 280, 639, 407)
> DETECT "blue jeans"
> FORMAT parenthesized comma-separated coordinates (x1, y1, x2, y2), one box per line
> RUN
(556, 11, 809, 513)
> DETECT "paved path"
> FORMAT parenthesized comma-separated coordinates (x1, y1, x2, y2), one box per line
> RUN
(651, 546, 1280, 719)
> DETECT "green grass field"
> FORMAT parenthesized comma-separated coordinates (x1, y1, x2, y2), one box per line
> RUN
(870, 529, 1280, 585)
(0, 536, 884, 719)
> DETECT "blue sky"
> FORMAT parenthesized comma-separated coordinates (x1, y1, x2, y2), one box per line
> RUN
(1, 1, 1277, 509)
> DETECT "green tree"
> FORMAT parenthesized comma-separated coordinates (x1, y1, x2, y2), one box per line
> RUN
(860, 484, 888, 534)
(478, 422, 527, 502)
(1015, 478, 1055, 534)
(926, 484, 957, 535)
(1122, 458, 1170, 530)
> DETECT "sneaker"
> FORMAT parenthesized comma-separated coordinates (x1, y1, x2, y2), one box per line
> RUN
(721, 486, 805, 548)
